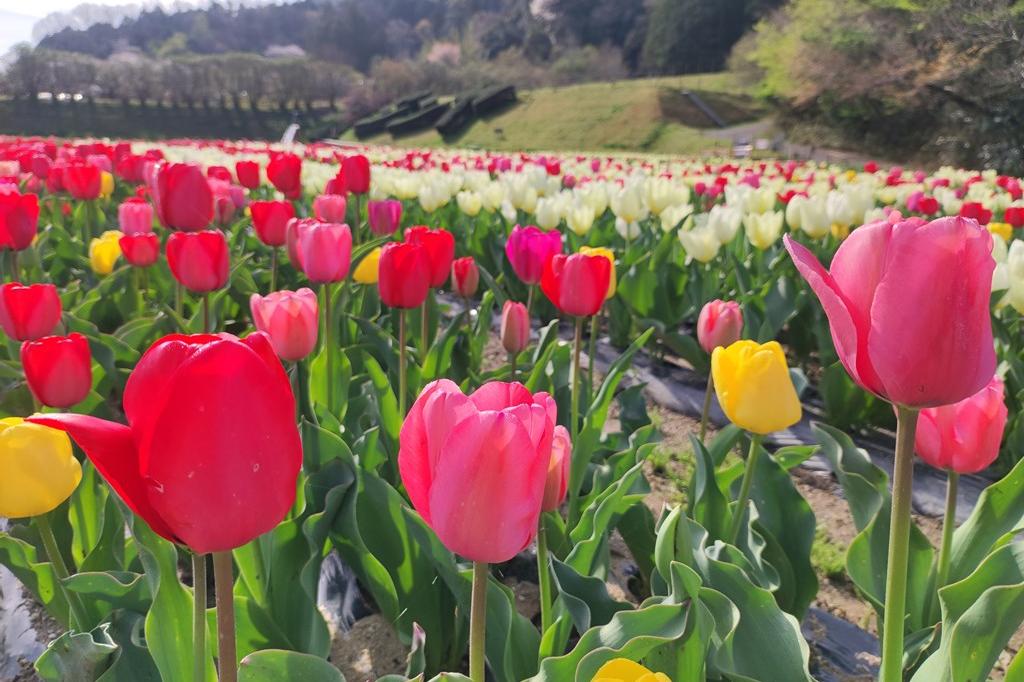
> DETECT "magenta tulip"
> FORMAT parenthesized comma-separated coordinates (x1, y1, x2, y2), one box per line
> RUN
(506, 225, 562, 285)
(367, 199, 402, 236)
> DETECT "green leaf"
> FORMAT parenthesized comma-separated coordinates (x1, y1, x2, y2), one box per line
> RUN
(566, 462, 647, 576)
(0, 532, 71, 628)
(34, 626, 117, 682)
(238, 649, 344, 682)
(551, 559, 631, 633)
(688, 436, 731, 541)
(814, 423, 887, 530)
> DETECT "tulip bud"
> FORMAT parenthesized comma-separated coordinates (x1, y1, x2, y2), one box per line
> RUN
(166, 230, 230, 293)
(0, 190, 39, 250)
(152, 163, 213, 232)
(120, 233, 160, 268)
(89, 230, 123, 275)
(313, 194, 348, 223)
(353, 247, 382, 285)
(0, 418, 81, 518)
(697, 299, 743, 353)
(404, 226, 455, 289)
(541, 425, 571, 512)
(0, 282, 61, 342)
(235, 160, 261, 189)
(342, 155, 371, 195)
(379, 241, 430, 309)
(294, 222, 352, 284)
(250, 288, 319, 362)
(267, 153, 302, 199)
(506, 225, 562, 285)
(118, 198, 153, 235)
(500, 301, 530, 355)
(915, 376, 1007, 474)
(592, 658, 671, 682)
(367, 199, 402, 236)
(21, 333, 93, 408)
(451, 256, 479, 298)
(579, 246, 616, 299)
(250, 200, 296, 247)
(541, 253, 610, 317)
(711, 340, 801, 435)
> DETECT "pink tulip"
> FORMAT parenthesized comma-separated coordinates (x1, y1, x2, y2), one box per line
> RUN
(506, 225, 563, 285)
(293, 221, 352, 284)
(367, 199, 402, 236)
(697, 300, 743, 353)
(118, 199, 153, 235)
(915, 376, 1007, 474)
(541, 425, 571, 512)
(785, 216, 995, 407)
(399, 380, 556, 563)
(500, 301, 530, 355)
(250, 288, 319, 362)
(313, 194, 348, 223)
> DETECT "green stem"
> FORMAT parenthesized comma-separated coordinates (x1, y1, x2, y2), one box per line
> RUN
(526, 285, 535, 319)
(933, 470, 959, 620)
(469, 561, 488, 682)
(193, 553, 207, 682)
(880, 406, 920, 682)
(202, 293, 211, 334)
(36, 513, 87, 630)
(134, 268, 144, 316)
(11, 250, 19, 282)
(699, 374, 714, 443)
(270, 248, 278, 291)
(398, 309, 407, 417)
(325, 282, 335, 415)
(213, 551, 237, 682)
(571, 317, 583, 446)
(175, 281, 184, 325)
(537, 521, 553, 637)
(586, 313, 598, 408)
(421, 290, 434, 354)
(509, 351, 517, 383)
(727, 434, 762, 545)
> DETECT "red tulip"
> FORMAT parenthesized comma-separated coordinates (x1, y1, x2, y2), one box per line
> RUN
(292, 221, 352, 283)
(367, 199, 402, 236)
(914, 376, 1007, 474)
(959, 201, 992, 225)
(1005, 207, 1024, 228)
(267, 153, 302, 199)
(63, 161, 101, 200)
(500, 301, 530, 355)
(29, 332, 302, 553)
(30, 153, 51, 180)
(541, 253, 611, 317)
(119, 233, 160, 268)
(451, 256, 479, 298)
(313, 194, 347, 223)
(166, 230, 230, 293)
(250, 288, 318, 361)
(541, 426, 571, 512)
(0, 282, 61, 341)
(506, 225, 562, 285)
(207, 166, 232, 183)
(235, 161, 260, 190)
(0, 191, 39, 251)
(697, 299, 743, 353)
(378, 241, 430, 309)
(404, 226, 455, 288)
(152, 164, 213, 232)
(785, 216, 995, 408)
(250, 200, 295, 247)
(399, 380, 556, 562)
(21, 333, 92, 408)
(118, 198, 153, 235)
(342, 155, 371, 195)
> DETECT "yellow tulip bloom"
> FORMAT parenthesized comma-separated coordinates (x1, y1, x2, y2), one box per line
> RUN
(592, 658, 671, 682)
(353, 246, 381, 284)
(580, 246, 616, 298)
(989, 222, 1013, 243)
(89, 230, 123, 275)
(99, 171, 115, 198)
(0, 418, 82, 518)
(712, 340, 801, 434)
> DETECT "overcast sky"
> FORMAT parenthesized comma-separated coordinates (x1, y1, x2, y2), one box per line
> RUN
(1, 0, 203, 17)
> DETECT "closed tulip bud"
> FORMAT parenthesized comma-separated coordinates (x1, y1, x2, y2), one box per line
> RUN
(118, 198, 153, 235)
(566, 204, 595, 236)
(0, 418, 81, 518)
(786, 216, 995, 407)
(89, 230, 123, 275)
(379, 241, 430, 309)
(367, 199, 402, 236)
(313, 194, 348, 223)
(235, 160, 261, 190)
(579, 246, 616, 298)
(250, 200, 296, 247)
(294, 222, 352, 283)
(250, 288, 319, 362)
(592, 658, 671, 682)
(99, 171, 114, 198)
(399, 380, 557, 563)
(152, 163, 213, 232)
(342, 154, 371, 195)
(353, 247, 382, 284)
(0, 191, 39, 251)
(210, 180, 236, 227)
(267, 153, 302, 199)
(712, 340, 801, 434)
(541, 252, 611, 317)
(697, 299, 743, 353)
(451, 256, 479, 298)
(404, 226, 455, 289)
(678, 224, 721, 263)
(21, 333, 92, 408)
(456, 191, 482, 217)
(166, 230, 230, 293)
(915, 376, 1007, 474)
(30, 332, 302, 553)
(500, 301, 530, 355)
(541, 425, 571, 512)
(64, 162, 102, 200)
(0, 282, 61, 341)
(506, 224, 562, 285)
(119, 233, 160, 268)
(744, 210, 785, 250)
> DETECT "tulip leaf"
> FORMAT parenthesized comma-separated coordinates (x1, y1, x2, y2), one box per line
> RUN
(421, 312, 465, 382)
(0, 532, 72, 628)
(689, 436, 732, 541)
(34, 625, 118, 682)
(551, 559, 631, 633)
(567, 461, 647, 576)
(310, 343, 352, 423)
(814, 422, 887, 530)
(64, 571, 151, 616)
(95, 610, 162, 682)
(238, 649, 344, 682)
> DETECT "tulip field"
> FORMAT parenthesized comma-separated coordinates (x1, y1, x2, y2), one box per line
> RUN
(3, 137, 1024, 682)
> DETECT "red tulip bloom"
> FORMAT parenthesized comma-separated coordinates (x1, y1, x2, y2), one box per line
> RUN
(250, 200, 295, 247)
(367, 199, 402, 236)
(541, 253, 611, 317)
(207, 166, 232, 183)
(0, 282, 61, 341)
(404, 226, 455, 288)
(0, 191, 39, 251)
(63, 162, 101, 200)
(267, 153, 302, 199)
(235, 161, 260, 190)
(153, 164, 213, 232)
(959, 201, 992, 225)
(119, 233, 160, 268)
(1005, 207, 1024, 228)
(21, 333, 92, 408)
(29, 333, 302, 553)
(451, 256, 479, 298)
(166, 230, 230, 293)
(378, 241, 430, 309)
(342, 155, 371, 195)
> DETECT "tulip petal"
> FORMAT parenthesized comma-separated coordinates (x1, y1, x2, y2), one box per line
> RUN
(469, 381, 534, 410)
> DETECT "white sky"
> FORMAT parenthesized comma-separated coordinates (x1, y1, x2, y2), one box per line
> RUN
(0, 0, 204, 18)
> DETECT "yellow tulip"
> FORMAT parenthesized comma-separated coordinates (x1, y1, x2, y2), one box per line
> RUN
(99, 171, 115, 198)
(353, 246, 381, 284)
(989, 222, 1013, 242)
(712, 340, 801, 434)
(580, 246, 616, 298)
(592, 658, 671, 682)
(0, 418, 82, 518)
(89, 230, 123, 275)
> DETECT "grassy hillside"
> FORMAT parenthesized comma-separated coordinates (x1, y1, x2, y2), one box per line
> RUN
(350, 72, 769, 154)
